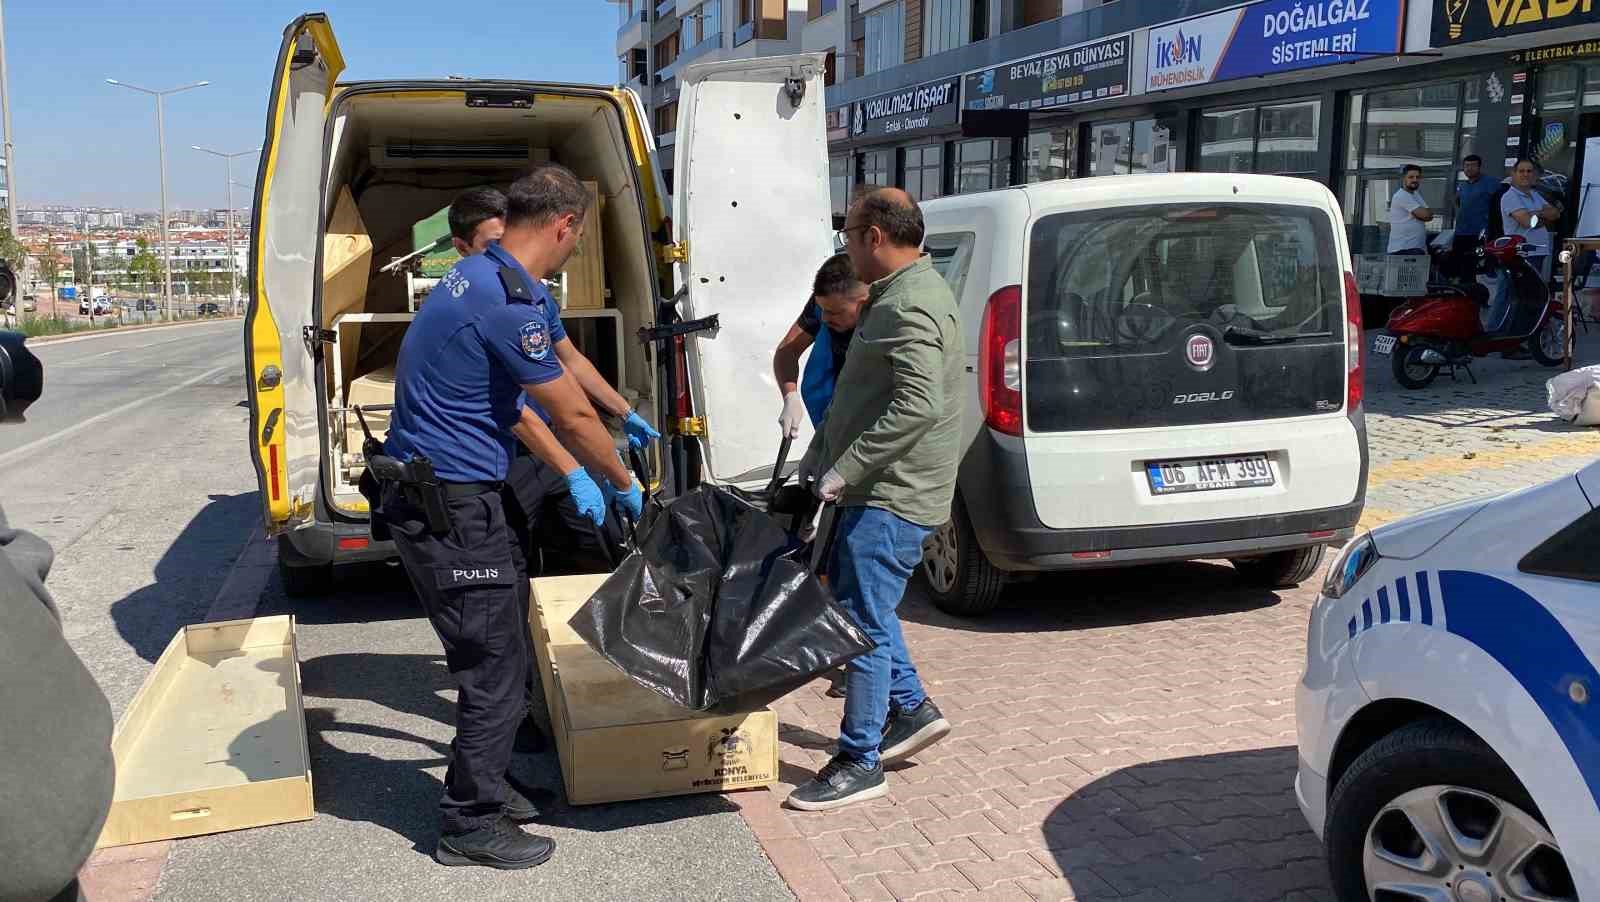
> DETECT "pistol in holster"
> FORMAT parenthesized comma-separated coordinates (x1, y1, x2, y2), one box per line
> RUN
(354, 406, 452, 537)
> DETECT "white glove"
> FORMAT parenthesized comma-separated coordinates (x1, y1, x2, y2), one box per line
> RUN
(817, 468, 845, 502)
(778, 391, 808, 439)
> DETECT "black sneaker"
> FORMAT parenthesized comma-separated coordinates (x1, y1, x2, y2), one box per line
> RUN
(785, 755, 886, 811)
(502, 779, 540, 822)
(880, 699, 951, 766)
(435, 816, 556, 870)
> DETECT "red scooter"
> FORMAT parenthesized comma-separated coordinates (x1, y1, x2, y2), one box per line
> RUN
(1378, 234, 1567, 389)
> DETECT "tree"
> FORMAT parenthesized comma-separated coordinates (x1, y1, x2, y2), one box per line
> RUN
(128, 238, 164, 300)
(0, 226, 23, 266)
(37, 241, 62, 302)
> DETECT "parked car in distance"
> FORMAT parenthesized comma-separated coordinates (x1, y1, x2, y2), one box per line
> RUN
(133, 299, 159, 312)
(1297, 457, 1597, 899)
(915, 174, 1369, 615)
(78, 297, 112, 316)
(198, 302, 222, 317)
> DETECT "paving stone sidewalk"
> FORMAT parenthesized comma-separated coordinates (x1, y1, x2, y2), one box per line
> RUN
(760, 331, 1600, 901)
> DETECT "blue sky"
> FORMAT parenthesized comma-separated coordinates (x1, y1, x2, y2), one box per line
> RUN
(6, 2, 620, 209)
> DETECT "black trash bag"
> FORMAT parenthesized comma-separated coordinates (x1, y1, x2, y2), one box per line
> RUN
(569, 482, 874, 714)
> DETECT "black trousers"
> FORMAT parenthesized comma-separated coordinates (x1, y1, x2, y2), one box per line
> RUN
(504, 451, 622, 577)
(382, 482, 527, 835)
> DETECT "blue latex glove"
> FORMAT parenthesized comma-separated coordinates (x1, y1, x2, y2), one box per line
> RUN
(563, 468, 607, 527)
(615, 480, 644, 521)
(622, 409, 660, 449)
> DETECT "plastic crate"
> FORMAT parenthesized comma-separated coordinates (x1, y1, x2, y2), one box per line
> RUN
(1355, 255, 1387, 293)
(1381, 255, 1430, 296)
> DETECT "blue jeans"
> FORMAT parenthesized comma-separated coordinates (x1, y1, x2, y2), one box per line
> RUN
(829, 505, 932, 768)
(1486, 258, 1545, 333)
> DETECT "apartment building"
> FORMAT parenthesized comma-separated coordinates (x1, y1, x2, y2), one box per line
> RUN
(817, 0, 1600, 254)
(614, 0, 822, 192)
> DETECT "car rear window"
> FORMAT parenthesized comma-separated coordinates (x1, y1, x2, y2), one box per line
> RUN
(1026, 202, 1340, 359)
(1022, 202, 1347, 432)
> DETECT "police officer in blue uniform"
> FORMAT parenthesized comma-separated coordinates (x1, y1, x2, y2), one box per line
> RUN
(382, 164, 640, 869)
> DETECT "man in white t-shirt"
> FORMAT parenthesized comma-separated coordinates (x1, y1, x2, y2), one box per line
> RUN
(1387, 164, 1434, 254)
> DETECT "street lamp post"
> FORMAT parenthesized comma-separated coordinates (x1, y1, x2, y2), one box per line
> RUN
(0, 1, 22, 325)
(106, 77, 208, 319)
(193, 146, 257, 316)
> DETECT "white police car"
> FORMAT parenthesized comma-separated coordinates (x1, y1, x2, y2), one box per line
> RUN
(1297, 458, 1598, 901)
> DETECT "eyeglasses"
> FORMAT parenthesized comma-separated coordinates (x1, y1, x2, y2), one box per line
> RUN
(834, 224, 870, 244)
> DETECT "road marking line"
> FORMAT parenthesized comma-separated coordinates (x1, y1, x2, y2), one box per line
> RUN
(0, 362, 235, 468)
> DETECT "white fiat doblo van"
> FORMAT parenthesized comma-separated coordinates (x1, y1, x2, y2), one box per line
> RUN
(918, 175, 1368, 615)
(245, 15, 832, 593)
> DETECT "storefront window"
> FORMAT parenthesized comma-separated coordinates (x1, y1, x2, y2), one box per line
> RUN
(1200, 108, 1255, 173)
(1089, 121, 1131, 176)
(1132, 118, 1175, 174)
(1257, 100, 1320, 177)
(859, 149, 893, 187)
(1090, 117, 1174, 176)
(1363, 84, 1460, 170)
(1585, 63, 1600, 108)
(956, 138, 1010, 194)
(829, 155, 850, 217)
(1026, 128, 1074, 183)
(904, 143, 945, 201)
(1344, 79, 1490, 254)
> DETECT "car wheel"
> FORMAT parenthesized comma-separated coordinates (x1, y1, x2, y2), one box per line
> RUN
(1230, 544, 1325, 589)
(279, 558, 332, 598)
(918, 499, 1005, 617)
(1530, 315, 1566, 368)
(1326, 718, 1576, 902)
(1392, 345, 1440, 389)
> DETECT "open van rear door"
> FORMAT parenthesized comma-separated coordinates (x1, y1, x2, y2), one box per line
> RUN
(673, 54, 832, 485)
(245, 14, 344, 531)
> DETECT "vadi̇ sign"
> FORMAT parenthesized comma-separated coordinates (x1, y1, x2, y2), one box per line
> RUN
(1146, 0, 1405, 92)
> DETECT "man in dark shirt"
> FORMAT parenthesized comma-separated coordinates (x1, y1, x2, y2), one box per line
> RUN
(1449, 155, 1499, 281)
(774, 253, 870, 438)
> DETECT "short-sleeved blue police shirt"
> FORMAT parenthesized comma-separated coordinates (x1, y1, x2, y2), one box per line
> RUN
(385, 242, 565, 482)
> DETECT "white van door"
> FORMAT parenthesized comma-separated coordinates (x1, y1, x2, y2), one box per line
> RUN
(246, 14, 344, 531)
(673, 53, 832, 485)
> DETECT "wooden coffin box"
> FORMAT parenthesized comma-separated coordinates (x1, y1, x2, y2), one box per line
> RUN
(528, 574, 778, 805)
(97, 616, 313, 848)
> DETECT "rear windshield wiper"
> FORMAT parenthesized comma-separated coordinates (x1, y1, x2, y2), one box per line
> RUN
(1221, 325, 1298, 346)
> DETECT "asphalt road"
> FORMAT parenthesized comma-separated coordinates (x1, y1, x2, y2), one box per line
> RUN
(3, 321, 790, 901)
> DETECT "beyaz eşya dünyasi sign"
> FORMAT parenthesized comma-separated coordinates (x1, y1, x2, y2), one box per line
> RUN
(963, 34, 1132, 112)
(1146, 0, 1405, 92)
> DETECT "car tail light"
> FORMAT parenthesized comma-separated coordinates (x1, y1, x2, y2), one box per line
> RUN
(338, 536, 370, 551)
(979, 284, 1023, 436)
(1343, 271, 1364, 411)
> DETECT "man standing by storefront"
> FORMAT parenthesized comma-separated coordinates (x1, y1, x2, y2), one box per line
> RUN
(787, 188, 960, 812)
(1450, 155, 1498, 279)
(1487, 158, 1563, 337)
(1388, 164, 1435, 256)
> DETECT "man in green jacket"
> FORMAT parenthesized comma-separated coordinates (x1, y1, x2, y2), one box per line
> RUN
(787, 188, 961, 811)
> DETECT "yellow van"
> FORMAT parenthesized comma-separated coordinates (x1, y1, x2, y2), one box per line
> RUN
(245, 14, 832, 593)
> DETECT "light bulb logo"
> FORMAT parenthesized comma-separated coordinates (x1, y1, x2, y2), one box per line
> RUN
(1445, 0, 1471, 40)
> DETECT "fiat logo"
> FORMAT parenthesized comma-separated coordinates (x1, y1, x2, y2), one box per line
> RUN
(1185, 334, 1215, 371)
